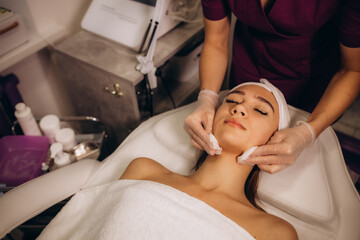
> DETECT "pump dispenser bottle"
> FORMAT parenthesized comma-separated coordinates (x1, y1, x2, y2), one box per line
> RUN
(14, 102, 41, 136)
(50, 143, 71, 169)
(55, 128, 76, 151)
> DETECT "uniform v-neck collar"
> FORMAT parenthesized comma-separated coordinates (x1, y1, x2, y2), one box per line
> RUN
(250, 0, 299, 38)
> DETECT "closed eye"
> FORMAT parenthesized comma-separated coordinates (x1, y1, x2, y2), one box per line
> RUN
(254, 108, 268, 115)
(226, 99, 240, 104)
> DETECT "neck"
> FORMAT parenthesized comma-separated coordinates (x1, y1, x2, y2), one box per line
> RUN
(190, 151, 254, 202)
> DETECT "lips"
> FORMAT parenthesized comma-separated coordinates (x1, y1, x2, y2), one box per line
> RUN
(225, 118, 246, 130)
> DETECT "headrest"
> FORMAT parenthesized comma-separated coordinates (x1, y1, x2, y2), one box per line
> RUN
(257, 105, 334, 222)
(228, 79, 290, 130)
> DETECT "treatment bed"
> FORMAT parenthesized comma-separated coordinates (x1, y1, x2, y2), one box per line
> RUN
(0, 102, 359, 239)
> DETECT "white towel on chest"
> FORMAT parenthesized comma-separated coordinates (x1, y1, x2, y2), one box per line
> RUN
(38, 180, 255, 240)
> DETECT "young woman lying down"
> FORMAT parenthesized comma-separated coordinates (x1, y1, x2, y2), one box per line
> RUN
(38, 79, 297, 240)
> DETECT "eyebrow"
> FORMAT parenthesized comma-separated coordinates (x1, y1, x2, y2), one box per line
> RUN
(227, 90, 275, 113)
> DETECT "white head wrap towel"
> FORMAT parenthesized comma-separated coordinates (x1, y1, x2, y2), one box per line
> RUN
(228, 78, 290, 130)
(209, 78, 290, 163)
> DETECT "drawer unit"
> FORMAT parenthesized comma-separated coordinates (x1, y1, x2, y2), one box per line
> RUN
(52, 23, 203, 148)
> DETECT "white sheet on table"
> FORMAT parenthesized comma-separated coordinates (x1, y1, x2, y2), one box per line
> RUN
(38, 179, 255, 240)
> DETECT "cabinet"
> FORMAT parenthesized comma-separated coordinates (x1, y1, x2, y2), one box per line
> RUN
(52, 22, 204, 150)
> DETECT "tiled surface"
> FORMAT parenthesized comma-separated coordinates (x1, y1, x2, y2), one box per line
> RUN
(332, 95, 360, 140)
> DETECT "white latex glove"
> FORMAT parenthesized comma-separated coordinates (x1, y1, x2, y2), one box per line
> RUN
(243, 121, 316, 174)
(184, 89, 219, 155)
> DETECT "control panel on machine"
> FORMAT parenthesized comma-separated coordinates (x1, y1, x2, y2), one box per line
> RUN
(81, 0, 180, 52)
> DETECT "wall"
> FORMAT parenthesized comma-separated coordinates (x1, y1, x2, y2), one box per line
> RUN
(0, 0, 91, 118)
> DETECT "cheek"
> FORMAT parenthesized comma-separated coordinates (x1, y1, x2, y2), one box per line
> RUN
(214, 127, 247, 154)
(213, 106, 227, 131)
(247, 121, 277, 146)
(247, 130, 271, 147)
(213, 120, 249, 154)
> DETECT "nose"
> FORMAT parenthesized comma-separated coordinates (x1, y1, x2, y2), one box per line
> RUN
(230, 104, 248, 118)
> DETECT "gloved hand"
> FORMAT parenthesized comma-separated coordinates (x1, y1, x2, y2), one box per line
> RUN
(184, 89, 219, 155)
(243, 121, 316, 174)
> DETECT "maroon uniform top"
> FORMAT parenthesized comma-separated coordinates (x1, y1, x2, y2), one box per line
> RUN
(201, 0, 360, 111)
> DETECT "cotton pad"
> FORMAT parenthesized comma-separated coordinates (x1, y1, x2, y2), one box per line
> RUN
(237, 146, 257, 165)
(209, 133, 222, 155)
(208, 133, 255, 162)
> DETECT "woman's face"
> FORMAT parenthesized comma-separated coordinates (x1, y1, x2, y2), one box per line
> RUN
(213, 85, 279, 155)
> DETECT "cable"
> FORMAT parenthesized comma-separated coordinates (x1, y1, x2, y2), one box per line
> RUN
(138, 19, 153, 53)
(144, 74, 154, 116)
(156, 66, 176, 109)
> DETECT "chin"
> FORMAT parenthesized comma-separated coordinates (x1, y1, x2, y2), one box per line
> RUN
(214, 131, 247, 153)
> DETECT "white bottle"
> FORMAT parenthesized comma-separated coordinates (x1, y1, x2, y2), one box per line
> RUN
(55, 128, 77, 151)
(14, 102, 41, 136)
(39, 114, 60, 143)
(50, 142, 71, 169)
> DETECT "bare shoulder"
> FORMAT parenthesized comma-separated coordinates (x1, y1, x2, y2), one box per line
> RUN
(233, 206, 298, 240)
(120, 157, 170, 180)
(263, 214, 298, 240)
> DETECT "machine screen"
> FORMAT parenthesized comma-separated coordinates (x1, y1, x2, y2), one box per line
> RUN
(131, 0, 157, 7)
